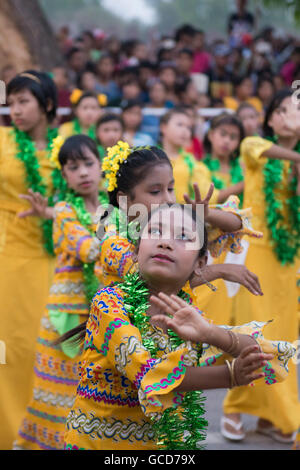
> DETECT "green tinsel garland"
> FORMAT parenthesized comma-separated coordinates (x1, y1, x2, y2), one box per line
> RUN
(73, 118, 96, 141)
(66, 190, 108, 306)
(263, 137, 300, 265)
(13, 126, 67, 256)
(203, 154, 244, 207)
(119, 272, 208, 450)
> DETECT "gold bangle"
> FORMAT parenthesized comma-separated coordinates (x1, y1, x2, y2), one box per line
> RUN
(225, 359, 237, 388)
(226, 330, 239, 356)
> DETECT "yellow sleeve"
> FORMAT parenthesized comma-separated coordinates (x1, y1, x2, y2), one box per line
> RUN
(58, 121, 75, 139)
(87, 287, 200, 417)
(53, 201, 100, 263)
(199, 321, 296, 385)
(241, 136, 273, 169)
(97, 229, 136, 285)
(193, 161, 219, 204)
(207, 195, 263, 257)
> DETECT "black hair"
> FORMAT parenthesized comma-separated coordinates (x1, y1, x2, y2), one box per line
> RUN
(58, 134, 100, 168)
(7, 70, 57, 123)
(160, 106, 190, 126)
(174, 77, 193, 96)
(175, 24, 196, 42)
(203, 112, 245, 157)
(177, 48, 194, 59)
(232, 74, 253, 89)
(121, 98, 143, 112)
(107, 146, 172, 208)
(66, 47, 82, 61)
(236, 102, 258, 115)
(96, 113, 124, 131)
(263, 88, 293, 137)
(72, 90, 100, 108)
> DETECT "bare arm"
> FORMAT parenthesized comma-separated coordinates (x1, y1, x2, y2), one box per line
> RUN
(206, 207, 242, 231)
(217, 182, 244, 204)
(263, 144, 300, 163)
(190, 263, 263, 296)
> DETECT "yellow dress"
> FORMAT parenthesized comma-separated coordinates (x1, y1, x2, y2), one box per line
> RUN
(223, 96, 263, 114)
(13, 201, 104, 450)
(199, 158, 245, 326)
(63, 279, 295, 450)
(223, 136, 300, 434)
(169, 150, 219, 204)
(0, 127, 56, 450)
(58, 121, 75, 139)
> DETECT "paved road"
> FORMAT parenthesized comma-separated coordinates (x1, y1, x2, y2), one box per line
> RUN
(202, 346, 300, 450)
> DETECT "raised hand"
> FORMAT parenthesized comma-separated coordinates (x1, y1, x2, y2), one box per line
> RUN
(18, 189, 54, 219)
(150, 292, 211, 343)
(233, 344, 274, 386)
(183, 182, 214, 219)
(220, 264, 263, 296)
(279, 100, 300, 138)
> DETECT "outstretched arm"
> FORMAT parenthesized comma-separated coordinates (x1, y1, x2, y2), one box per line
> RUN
(18, 189, 55, 219)
(189, 263, 263, 296)
(183, 182, 242, 231)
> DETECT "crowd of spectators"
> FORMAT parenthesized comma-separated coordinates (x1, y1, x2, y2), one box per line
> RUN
(1, 0, 300, 153)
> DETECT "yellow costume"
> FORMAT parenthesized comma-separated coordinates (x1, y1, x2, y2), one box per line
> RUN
(13, 201, 103, 450)
(64, 279, 295, 450)
(0, 127, 56, 449)
(58, 120, 96, 141)
(58, 121, 76, 139)
(223, 136, 300, 434)
(169, 149, 219, 204)
(200, 156, 245, 326)
(223, 96, 263, 114)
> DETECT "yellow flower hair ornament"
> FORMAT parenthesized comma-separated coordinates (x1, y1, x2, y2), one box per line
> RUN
(70, 88, 83, 105)
(102, 141, 131, 192)
(50, 135, 65, 170)
(98, 94, 108, 107)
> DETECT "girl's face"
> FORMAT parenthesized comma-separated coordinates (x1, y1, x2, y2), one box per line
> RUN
(257, 80, 274, 104)
(161, 113, 192, 148)
(8, 88, 48, 133)
(81, 72, 97, 91)
(97, 57, 114, 78)
(62, 147, 102, 196)
(238, 107, 260, 137)
(75, 97, 101, 128)
(208, 123, 241, 159)
(138, 206, 204, 290)
(96, 120, 123, 148)
(236, 78, 253, 100)
(267, 96, 295, 138)
(159, 68, 176, 89)
(149, 82, 166, 106)
(122, 106, 142, 131)
(118, 163, 176, 216)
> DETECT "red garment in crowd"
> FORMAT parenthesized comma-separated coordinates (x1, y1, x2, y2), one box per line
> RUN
(186, 137, 204, 160)
(191, 51, 211, 74)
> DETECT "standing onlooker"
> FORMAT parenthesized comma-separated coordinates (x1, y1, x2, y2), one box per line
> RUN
(208, 44, 234, 100)
(191, 30, 212, 74)
(227, 0, 255, 48)
(122, 100, 155, 147)
(66, 47, 87, 86)
(96, 54, 121, 105)
(158, 63, 178, 105)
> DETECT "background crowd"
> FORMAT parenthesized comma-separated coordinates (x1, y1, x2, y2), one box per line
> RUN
(1, 0, 300, 154)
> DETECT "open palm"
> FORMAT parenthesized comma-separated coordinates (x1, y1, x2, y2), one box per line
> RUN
(150, 292, 211, 343)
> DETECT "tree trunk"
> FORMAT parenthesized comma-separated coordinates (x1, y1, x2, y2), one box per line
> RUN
(0, 0, 63, 72)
